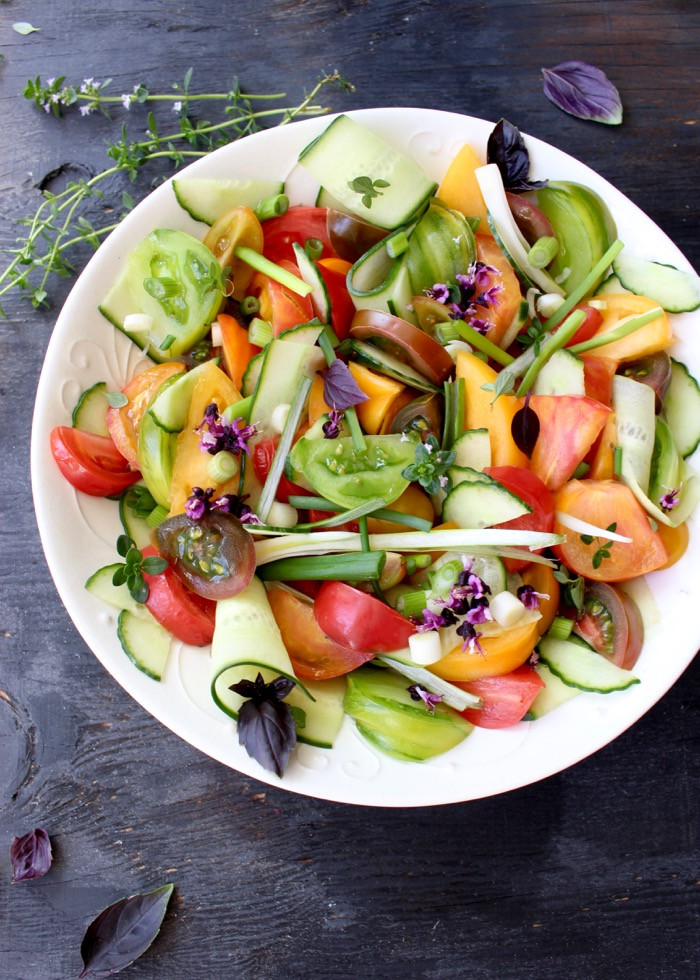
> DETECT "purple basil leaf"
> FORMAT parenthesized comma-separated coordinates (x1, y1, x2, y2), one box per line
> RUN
(79, 883, 174, 979)
(511, 399, 540, 458)
(237, 697, 297, 777)
(10, 827, 53, 881)
(487, 119, 547, 193)
(542, 61, 623, 125)
(322, 359, 369, 411)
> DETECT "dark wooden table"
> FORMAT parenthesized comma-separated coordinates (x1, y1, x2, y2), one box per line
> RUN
(1, 2, 698, 976)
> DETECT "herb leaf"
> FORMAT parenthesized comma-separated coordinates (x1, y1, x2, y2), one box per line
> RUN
(511, 393, 540, 458)
(322, 359, 369, 411)
(487, 118, 547, 193)
(10, 828, 53, 882)
(79, 883, 174, 979)
(230, 673, 297, 777)
(13, 22, 41, 35)
(542, 61, 623, 126)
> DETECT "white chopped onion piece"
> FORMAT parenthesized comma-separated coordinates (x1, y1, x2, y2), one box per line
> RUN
(489, 590, 527, 629)
(408, 630, 444, 666)
(209, 321, 223, 348)
(555, 510, 632, 543)
(123, 312, 153, 337)
(535, 292, 565, 319)
(270, 402, 291, 434)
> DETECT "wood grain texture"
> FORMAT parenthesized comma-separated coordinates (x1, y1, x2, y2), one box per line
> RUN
(0, 1, 698, 977)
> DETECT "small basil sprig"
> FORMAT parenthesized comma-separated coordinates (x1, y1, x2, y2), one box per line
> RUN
(580, 522, 617, 570)
(402, 434, 456, 495)
(122, 484, 158, 520)
(552, 564, 585, 614)
(112, 534, 167, 603)
(487, 118, 547, 193)
(230, 673, 297, 777)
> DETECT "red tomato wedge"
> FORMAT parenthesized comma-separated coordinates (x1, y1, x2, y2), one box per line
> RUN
(553, 480, 668, 581)
(317, 261, 355, 341)
(50, 426, 141, 496)
(314, 581, 416, 653)
(485, 466, 555, 572)
(250, 260, 314, 336)
(581, 354, 617, 408)
(562, 304, 603, 348)
(106, 361, 185, 469)
(262, 206, 333, 265)
(268, 588, 375, 680)
(141, 546, 216, 646)
(455, 665, 545, 729)
(529, 395, 610, 492)
(252, 436, 308, 503)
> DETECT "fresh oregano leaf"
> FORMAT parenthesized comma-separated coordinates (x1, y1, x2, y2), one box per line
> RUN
(487, 119, 547, 193)
(322, 359, 369, 411)
(541, 61, 623, 125)
(12, 22, 41, 35)
(10, 828, 53, 882)
(79, 883, 174, 978)
(106, 391, 128, 408)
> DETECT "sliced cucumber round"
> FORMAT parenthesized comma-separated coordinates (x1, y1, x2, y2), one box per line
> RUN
(344, 339, 439, 393)
(663, 357, 700, 457)
(526, 662, 581, 719)
(85, 563, 147, 616)
(613, 253, 700, 313)
(537, 635, 639, 693)
(72, 381, 110, 436)
(117, 608, 171, 681)
(292, 242, 331, 323)
(442, 478, 531, 529)
(172, 177, 284, 225)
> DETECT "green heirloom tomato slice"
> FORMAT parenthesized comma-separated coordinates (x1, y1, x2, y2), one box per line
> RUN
(112, 228, 224, 359)
(296, 432, 419, 509)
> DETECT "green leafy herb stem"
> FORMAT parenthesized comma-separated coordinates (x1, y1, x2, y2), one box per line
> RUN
(1, 69, 353, 315)
(579, 522, 617, 570)
(112, 534, 167, 603)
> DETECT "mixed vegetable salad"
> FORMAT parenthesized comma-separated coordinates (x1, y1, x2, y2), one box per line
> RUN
(49, 114, 700, 779)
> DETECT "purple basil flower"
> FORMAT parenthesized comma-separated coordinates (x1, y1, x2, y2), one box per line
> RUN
(416, 609, 449, 633)
(211, 493, 262, 524)
(473, 261, 498, 286)
(517, 584, 548, 610)
(456, 620, 484, 656)
(186, 486, 214, 520)
(475, 284, 503, 307)
(322, 409, 343, 439)
(465, 598, 493, 626)
(659, 487, 681, 511)
(426, 282, 450, 303)
(197, 403, 257, 456)
(407, 684, 443, 714)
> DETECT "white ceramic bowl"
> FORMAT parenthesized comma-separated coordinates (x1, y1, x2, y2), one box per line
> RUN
(31, 108, 699, 806)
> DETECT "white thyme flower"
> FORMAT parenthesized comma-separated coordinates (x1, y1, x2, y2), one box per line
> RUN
(121, 94, 132, 110)
(173, 100, 182, 113)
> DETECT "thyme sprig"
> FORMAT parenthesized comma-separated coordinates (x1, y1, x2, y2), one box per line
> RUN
(2, 69, 353, 315)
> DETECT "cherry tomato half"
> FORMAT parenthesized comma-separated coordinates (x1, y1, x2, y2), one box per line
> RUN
(571, 582, 644, 670)
(155, 512, 256, 600)
(313, 581, 416, 653)
(250, 260, 314, 336)
(456, 665, 545, 729)
(50, 426, 141, 496)
(141, 546, 216, 646)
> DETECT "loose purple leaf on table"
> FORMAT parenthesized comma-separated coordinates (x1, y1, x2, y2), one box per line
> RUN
(322, 359, 368, 411)
(10, 827, 53, 881)
(541, 61, 623, 125)
(79, 883, 174, 978)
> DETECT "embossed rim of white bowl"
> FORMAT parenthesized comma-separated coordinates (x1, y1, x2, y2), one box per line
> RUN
(31, 108, 699, 806)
